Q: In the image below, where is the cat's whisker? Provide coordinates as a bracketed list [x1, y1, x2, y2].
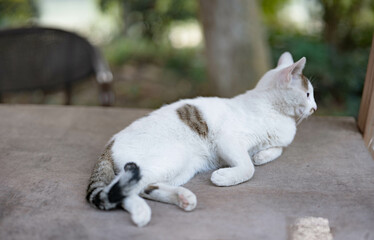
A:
[296, 113, 306, 125]
[296, 117, 302, 125]
[296, 114, 302, 124]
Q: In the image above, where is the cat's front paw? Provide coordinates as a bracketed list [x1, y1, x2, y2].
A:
[252, 147, 283, 166]
[211, 168, 235, 187]
[177, 189, 197, 211]
[211, 167, 254, 187]
[252, 153, 266, 166]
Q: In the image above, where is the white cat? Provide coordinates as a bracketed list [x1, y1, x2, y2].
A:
[86, 52, 317, 227]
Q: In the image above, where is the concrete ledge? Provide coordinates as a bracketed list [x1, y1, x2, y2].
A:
[0, 105, 373, 240]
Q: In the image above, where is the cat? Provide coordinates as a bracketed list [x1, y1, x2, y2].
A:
[86, 52, 317, 227]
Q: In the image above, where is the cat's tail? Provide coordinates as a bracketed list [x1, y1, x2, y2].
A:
[86, 141, 141, 210]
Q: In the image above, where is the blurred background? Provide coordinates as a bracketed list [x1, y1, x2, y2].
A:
[0, 0, 373, 116]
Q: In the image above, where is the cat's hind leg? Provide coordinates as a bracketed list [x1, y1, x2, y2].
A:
[252, 147, 283, 166]
[122, 194, 151, 227]
[140, 183, 197, 211]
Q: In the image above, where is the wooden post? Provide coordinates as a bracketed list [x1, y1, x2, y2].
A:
[364, 91, 374, 159]
[358, 35, 374, 158]
[199, 0, 270, 97]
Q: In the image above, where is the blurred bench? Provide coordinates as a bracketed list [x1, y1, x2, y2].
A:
[0, 27, 114, 106]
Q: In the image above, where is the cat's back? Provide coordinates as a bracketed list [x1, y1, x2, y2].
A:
[112, 96, 229, 148]
[111, 97, 228, 169]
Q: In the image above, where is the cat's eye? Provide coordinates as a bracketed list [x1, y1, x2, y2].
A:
[307, 92, 310, 97]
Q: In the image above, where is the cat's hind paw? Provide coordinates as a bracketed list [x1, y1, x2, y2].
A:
[177, 189, 197, 211]
[123, 195, 151, 227]
[130, 202, 151, 227]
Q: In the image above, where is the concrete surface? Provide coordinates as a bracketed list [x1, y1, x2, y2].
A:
[0, 104, 373, 240]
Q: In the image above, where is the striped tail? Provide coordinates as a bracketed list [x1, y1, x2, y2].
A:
[86, 141, 141, 210]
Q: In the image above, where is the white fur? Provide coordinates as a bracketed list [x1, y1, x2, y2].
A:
[253, 147, 283, 166]
[122, 195, 151, 227]
[109, 52, 317, 226]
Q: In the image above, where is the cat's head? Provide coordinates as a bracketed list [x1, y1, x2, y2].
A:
[256, 52, 317, 123]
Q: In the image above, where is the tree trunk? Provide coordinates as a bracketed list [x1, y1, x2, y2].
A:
[199, 0, 270, 97]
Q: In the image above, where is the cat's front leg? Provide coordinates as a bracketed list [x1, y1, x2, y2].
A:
[211, 136, 255, 187]
[252, 147, 283, 166]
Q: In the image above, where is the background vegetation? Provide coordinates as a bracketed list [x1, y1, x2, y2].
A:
[1, 0, 373, 116]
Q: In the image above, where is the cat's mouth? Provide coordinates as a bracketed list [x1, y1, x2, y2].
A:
[297, 108, 316, 125]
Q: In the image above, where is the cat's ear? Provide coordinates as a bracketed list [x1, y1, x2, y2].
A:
[279, 57, 306, 86]
[277, 52, 294, 67]
[288, 57, 306, 76]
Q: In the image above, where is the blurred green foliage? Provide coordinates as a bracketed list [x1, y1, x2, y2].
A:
[318, 0, 374, 49]
[0, 0, 38, 27]
[99, 0, 206, 90]
[265, 0, 374, 116]
[99, 0, 198, 40]
[261, 0, 290, 24]
[104, 37, 206, 84]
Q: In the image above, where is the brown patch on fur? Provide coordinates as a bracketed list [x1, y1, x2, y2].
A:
[100, 141, 115, 169]
[86, 140, 116, 202]
[301, 75, 309, 91]
[177, 104, 209, 138]
[144, 185, 159, 195]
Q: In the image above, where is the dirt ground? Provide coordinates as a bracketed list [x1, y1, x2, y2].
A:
[2, 63, 205, 109]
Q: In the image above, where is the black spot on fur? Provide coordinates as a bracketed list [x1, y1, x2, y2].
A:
[124, 162, 138, 172]
[86, 188, 95, 202]
[108, 181, 125, 203]
[144, 185, 159, 195]
[129, 168, 141, 183]
[87, 182, 94, 193]
[92, 190, 103, 208]
[124, 162, 141, 183]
